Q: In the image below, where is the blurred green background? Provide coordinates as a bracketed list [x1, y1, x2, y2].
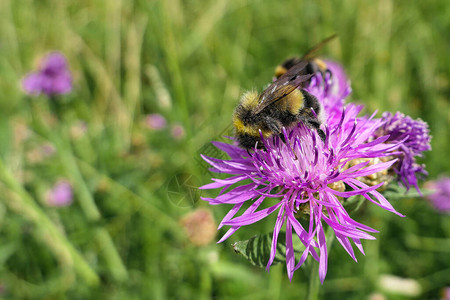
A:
[0, 0, 449, 299]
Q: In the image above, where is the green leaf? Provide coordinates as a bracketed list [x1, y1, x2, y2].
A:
[232, 232, 306, 268]
[0, 243, 16, 266]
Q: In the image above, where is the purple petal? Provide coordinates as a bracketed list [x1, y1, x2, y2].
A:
[322, 216, 376, 240]
[334, 233, 357, 261]
[212, 141, 248, 159]
[317, 224, 328, 284]
[266, 204, 286, 270]
[222, 202, 283, 226]
[217, 197, 266, 242]
[218, 203, 244, 229]
[22, 73, 44, 94]
[346, 178, 405, 216]
[199, 175, 248, 190]
[285, 217, 295, 281]
[327, 182, 384, 197]
[343, 160, 397, 179]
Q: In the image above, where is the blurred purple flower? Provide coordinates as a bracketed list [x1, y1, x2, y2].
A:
[171, 123, 185, 140]
[22, 52, 73, 97]
[145, 114, 167, 130]
[46, 180, 73, 207]
[376, 112, 431, 192]
[41, 143, 56, 157]
[442, 287, 450, 300]
[425, 177, 450, 213]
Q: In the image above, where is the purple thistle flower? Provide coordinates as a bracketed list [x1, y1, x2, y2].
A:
[200, 103, 403, 283]
[46, 180, 73, 207]
[145, 113, 167, 130]
[424, 177, 450, 213]
[171, 123, 185, 140]
[442, 287, 450, 300]
[376, 112, 431, 192]
[22, 52, 73, 97]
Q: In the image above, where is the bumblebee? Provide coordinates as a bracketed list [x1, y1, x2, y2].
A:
[275, 34, 337, 79]
[233, 61, 325, 149]
[233, 36, 337, 150]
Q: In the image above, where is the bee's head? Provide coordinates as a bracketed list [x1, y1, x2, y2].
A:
[233, 90, 268, 150]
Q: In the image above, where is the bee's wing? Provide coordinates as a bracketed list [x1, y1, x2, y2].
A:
[252, 61, 313, 115]
[301, 34, 337, 61]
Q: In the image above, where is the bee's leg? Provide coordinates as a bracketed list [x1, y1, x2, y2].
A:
[262, 116, 286, 144]
[306, 61, 320, 75]
[305, 119, 326, 142]
[317, 128, 326, 142]
[301, 90, 321, 117]
[278, 133, 286, 144]
[299, 89, 326, 142]
[262, 116, 282, 134]
[325, 69, 333, 80]
[316, 68, 333, 83]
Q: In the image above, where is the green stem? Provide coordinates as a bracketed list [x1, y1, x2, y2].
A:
[268, 263, 282, 299]
[0, 158, 99, 286]
[199, 263, 211, 300]
[76, 159, 186, 241]
[307, 257, 320, 300]
[307, 226, 335, 300]
[55, 133, 129, 282]
[57, 140, 101, 220]
[29, 100, 128, 282]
